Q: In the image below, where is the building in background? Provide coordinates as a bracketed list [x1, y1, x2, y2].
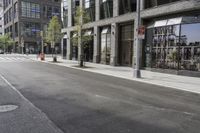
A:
[3, 0, 61, 54]
[0, 1, 4, 36]
[61, 0, 200, 77]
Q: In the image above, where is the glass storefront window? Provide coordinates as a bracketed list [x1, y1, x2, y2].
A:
[145, 16, 200, 73]
[71, 32, 78, 60]
[180, 23, 200, 71]
[100, 27, 111, 64]
[151, 25, 180, 69]
[83, 30, 94, 62]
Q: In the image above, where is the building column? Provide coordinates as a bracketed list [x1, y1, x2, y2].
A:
[67, 30, 71, 60]
[110, 23, 118, 66]
[113, 0, 119, 17]
[95, 0, 100, 21]
[93, 26, 100, 63]
[68, 0, 72, 27]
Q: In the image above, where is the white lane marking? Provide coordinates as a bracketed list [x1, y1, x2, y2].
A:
[0, 74, 64, 133]
[0, 56, 33, 62]
[0, 105, 18, 113]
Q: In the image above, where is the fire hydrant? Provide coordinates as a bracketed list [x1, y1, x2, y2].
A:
[40, 53, 45, 61]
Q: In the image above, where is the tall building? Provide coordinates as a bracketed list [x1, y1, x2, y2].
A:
[61, 0, 200, 77]
[3, 0, 61, 54]
[0, 1, 4, 35]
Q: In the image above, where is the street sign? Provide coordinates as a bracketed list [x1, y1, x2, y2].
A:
[137, 26, 145, 39]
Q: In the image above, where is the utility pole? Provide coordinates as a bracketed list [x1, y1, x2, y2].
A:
[133, 0, 141, 78]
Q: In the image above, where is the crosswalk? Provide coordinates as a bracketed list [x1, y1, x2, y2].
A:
[0, 55, 34, 62]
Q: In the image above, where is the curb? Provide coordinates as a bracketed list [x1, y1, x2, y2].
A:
[28, 56, 200, 95]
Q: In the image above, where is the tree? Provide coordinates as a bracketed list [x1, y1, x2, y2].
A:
[0, 34, 15, 53]
[72, 6, 91, 67]
[46, 16, 62, 62]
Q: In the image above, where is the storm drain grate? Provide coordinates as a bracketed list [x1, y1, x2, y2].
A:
[0, 105, 18, 113]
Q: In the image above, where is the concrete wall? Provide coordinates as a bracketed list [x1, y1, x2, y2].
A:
[0, 1, 4, 35]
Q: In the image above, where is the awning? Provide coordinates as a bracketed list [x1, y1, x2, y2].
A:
[167, 17, 182, 26]
[101, 28, 110, 34]
[72, 33, 77, 38]
[154, 20, 168, 27]
[84, 30, 93, 36]
[154, 17, 183, 27]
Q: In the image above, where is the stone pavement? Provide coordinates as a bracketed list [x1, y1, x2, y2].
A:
[25, 54, 200, 94]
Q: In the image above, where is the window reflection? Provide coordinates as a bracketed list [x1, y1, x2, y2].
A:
[100, 0, 113, 19]
[100, 27, 111, 64]
[146, 20, 200, 72]
[84, 0, 95, 22]
[119, 0, 136, 15]
[21, 1, 40, 18]
[22, 22, 40, 38]
[72, 0, 80, 26]
[151, 25, 180, 69]
[145, 0, 181, 9]
[181, 23, 200, 71]
[62, 0, 68, 27]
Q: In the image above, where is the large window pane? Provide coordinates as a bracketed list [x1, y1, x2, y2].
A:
[145, 0, 181, 9]
[84, 0, 95, 22]
[180, 23, 200, 71]
[21, 1, 40, 18]
[151, 25, 180, 69]
[100, 0, 113, 19]
[119, 0, 136, 15]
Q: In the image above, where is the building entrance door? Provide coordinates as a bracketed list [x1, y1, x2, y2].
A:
[119, 23, 134, 66]
[63, 39, 67, 58]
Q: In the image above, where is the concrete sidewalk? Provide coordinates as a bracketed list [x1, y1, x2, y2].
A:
[26, 54, 200, 94]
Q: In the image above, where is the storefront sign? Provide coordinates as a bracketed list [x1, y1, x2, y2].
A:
[138, 26, 145, 39]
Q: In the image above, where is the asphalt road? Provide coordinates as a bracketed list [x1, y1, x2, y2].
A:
[0, 55, 200, 133]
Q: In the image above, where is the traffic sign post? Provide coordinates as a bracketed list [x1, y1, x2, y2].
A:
[138, 26, 145, 40]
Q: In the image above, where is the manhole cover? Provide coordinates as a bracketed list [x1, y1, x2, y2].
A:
[0, 105, 18, 113]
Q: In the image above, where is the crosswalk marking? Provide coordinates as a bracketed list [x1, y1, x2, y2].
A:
[0, 56, 34, 62]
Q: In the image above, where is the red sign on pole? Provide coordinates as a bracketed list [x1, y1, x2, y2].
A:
[138, 26, 145, 39]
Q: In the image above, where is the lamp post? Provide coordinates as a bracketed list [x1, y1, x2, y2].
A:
[133, 0, 141, 78]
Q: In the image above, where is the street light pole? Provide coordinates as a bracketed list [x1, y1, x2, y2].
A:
[133, 0, 141, 78]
